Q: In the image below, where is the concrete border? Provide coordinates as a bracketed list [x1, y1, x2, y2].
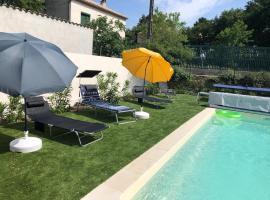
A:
[82, 108, 216, 200]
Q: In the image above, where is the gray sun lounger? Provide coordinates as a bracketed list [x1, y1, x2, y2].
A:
[159, 82, 176, 96]
[79, 85, 136, 124]
[26, 96, 107, 146]
[133, 86, 172, 104]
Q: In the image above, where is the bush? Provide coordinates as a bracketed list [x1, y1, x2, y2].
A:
[169, 67, 270, 95]
[97, 72, 120, 104]
[3, 96, 24, 123]
[0, 101, 7, 124]
[121, 80, 132, 100]
[48, 87, 72, 114]
[145, 83, 159, 95]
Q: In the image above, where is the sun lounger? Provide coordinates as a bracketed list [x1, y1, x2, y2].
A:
[26, 96, 107, 146]
[79, 85, 136, 124]
[132, 86, 172, 104]
[158, 82, 176, 96]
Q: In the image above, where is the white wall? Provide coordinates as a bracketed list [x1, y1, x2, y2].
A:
[0, 53, 142, 105]
[0, 5, 93, 54]
[67, 52, 142, 104]
[70, 0, 126, 37]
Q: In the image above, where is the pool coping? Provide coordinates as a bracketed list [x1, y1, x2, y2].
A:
[81, 108, 216, 200]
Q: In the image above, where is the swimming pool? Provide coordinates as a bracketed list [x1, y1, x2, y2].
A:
[133, 110, 270, 200]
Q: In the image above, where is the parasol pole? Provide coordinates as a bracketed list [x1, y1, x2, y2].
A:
[24, 97, 28, 138]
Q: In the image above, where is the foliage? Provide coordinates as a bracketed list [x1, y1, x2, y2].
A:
[187, 17, 216, 45]
[0, 0, 45, 12]
[0, 101, 7, 123]
[145, 83, 159, 95]
[245, 0, 270, 46]
[3, 96, 24, 123]
[215, 20, 253, 46]
[169, 67, 270, 94]
[168, 66, 191, 89]
[87, 16, 125, 57]
[126, 9, 192, 64]
[48, 87, 72, 114]
[188, 0, 270, 47]
[97, 72, 120, 104]
[121, 80, 131, 100]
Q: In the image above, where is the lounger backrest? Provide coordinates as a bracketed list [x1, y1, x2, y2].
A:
[80, 85, 101, 101]
[132, 86, 146, 97]
[25, 96, 51, 116]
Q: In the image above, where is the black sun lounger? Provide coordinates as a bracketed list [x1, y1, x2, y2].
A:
[79, 85, 136, 124]
[26, 96, 107, 146]
[133, 86, 172, 104]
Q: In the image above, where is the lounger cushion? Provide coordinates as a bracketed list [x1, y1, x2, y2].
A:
[27, 101, 45, 108]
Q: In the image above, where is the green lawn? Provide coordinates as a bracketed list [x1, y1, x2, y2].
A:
[0, 94, 204, 200]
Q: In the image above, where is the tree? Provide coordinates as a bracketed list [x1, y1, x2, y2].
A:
[245, 0, 270, 46]
[187, 17, 216, 45]
[126, 9, 192, 64]
[215, 9, 245, 33]
[88, 16, 125, 57]
[215, 20, 253, 46]
[0, 0, 45, 12]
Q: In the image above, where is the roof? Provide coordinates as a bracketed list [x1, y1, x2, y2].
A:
[75, 0, 128, 20]
[0, 3, 91, 29]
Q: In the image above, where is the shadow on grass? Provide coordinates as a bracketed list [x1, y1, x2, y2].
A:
[124, 99, 166, 109]
[2, 122, 99, 147]
[0, 132, 15, 154]
[74, 107, 137, 124]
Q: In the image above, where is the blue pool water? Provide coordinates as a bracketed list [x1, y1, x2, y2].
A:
[133, 111, 270, 200]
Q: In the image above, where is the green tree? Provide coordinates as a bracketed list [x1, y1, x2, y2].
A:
[126, 9, 192, 64]
[215, 9, 245, 33]
[245, 0, 270, 46]
[88, 16, 125, 57]
[187, 17, 216, 45]
[0, 0, 44, 12]
[215, 20, 253, 46]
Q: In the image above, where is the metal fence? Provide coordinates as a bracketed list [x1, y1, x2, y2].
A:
[180, 45, 270, 72]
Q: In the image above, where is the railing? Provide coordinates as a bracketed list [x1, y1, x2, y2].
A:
[179, 45, 270, 72]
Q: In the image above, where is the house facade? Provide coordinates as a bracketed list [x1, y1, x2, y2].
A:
[45, 0, 127, 37]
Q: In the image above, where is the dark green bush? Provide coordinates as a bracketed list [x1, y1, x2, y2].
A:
[169, 68, 270, 95]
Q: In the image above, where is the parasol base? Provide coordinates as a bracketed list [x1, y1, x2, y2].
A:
[10, 136, 42, 153]
[134, 111, 150, 119]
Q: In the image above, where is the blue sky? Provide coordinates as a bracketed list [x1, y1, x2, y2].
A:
[106, 0, 250, 28]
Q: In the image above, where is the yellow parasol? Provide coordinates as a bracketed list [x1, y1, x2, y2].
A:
[122, 48, 174, 87]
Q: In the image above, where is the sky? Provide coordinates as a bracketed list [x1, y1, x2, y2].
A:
[106, 0, 250, 28]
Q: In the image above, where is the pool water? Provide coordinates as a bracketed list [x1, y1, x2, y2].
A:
[133, 111, 270, 200]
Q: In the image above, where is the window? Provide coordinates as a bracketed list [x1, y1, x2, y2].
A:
[81, 12, 90, 26]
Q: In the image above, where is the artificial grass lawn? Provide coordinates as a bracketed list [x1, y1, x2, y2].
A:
[0, 94, 204, 200]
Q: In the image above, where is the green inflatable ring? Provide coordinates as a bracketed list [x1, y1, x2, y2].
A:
[216, 110, 241, 119]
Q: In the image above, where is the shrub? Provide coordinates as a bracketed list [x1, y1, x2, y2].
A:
[3, 96, 24, 123]
[48, 87, 72, 114]
[168, 67, 191, 90]
[97, 72, 120, 104]
[0, 101, 7, 124]
[169, 67, 270, 95]
[145, 83, 159, 95]
[121, 80, 132, 100]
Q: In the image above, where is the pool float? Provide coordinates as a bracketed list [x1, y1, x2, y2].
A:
[216, 110, 241, 119]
